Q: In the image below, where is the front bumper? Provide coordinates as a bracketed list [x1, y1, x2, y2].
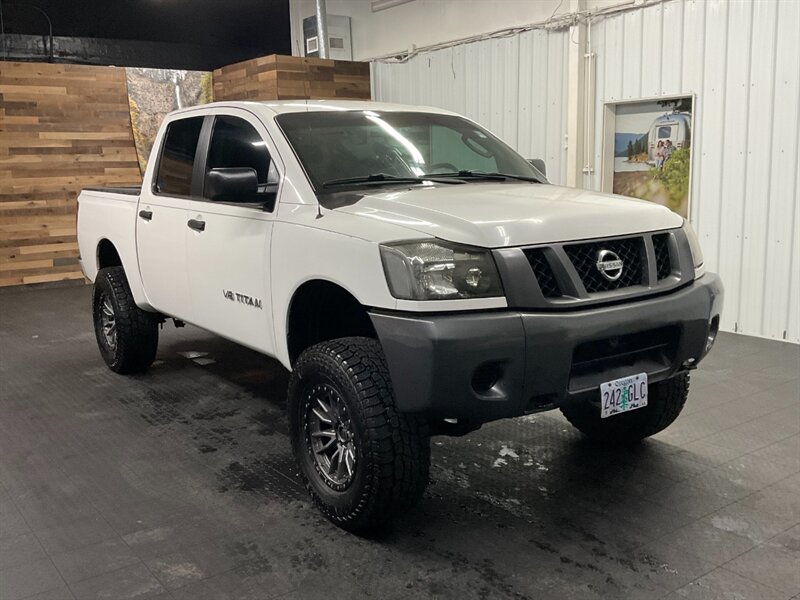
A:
[369, 273, 723, 426]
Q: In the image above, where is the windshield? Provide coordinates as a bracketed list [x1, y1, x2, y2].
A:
[276, 110, 541, 191]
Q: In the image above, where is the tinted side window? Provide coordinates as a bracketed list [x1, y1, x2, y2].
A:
[206, 116, 277, 183]
[205, 116, 278, 207]
[155, 117, 204, 196]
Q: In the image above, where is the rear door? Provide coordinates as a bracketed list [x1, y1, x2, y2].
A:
[183, 110, 280, 354]
[136, 115, 205, 319]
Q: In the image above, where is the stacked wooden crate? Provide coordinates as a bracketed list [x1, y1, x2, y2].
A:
[0, 61, 141, 286]
[213, 55, 370, 101]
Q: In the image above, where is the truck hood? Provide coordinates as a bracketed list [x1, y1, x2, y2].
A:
[332, 182, 684, 248]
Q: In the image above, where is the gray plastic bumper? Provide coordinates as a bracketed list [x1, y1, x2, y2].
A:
[369, 273, 724, 425]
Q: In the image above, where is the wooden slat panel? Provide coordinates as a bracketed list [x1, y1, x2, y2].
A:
[213, 54, 370, 102]
[0, 61, 141, 286]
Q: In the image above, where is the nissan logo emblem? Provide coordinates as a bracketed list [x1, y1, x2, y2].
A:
[596, 249, 624, 281]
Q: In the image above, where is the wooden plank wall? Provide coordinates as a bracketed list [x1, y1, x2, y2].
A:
[0, 61, 141, 287]
[0, 55, 366, 287]
[213, 55, 370, 101]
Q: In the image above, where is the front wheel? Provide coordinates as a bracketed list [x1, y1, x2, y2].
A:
[288, 337, 430, 532]
[93, 266, 159, 374]
[560, 373, 690, 446]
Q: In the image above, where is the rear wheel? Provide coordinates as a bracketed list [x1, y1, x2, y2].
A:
[560, 373, 690, 446]
[93, 267, 159, 374]
[288, 337, 430, 532]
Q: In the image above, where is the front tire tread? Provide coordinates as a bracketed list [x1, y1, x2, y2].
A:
[93, 266, 158, 374]
[289, 337, 430, 532]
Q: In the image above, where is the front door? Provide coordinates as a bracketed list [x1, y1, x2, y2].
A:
[184, 112, 280, 354]
[136, 115, 205, 320]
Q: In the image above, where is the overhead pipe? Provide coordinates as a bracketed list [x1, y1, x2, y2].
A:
[582, 17, 596, 189]
[315, 0, 329, 59]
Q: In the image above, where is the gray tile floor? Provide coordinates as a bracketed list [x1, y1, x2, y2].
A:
[1, 283, 798, 600]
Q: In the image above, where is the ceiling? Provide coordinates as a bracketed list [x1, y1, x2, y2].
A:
[1, 0, 290, 54]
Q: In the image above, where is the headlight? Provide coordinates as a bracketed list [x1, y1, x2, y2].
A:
[683, 220, 704, 275]
[380, 240, 504, 300]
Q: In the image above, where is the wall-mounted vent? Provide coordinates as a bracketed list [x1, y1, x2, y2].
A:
[302, 14, 352, 60]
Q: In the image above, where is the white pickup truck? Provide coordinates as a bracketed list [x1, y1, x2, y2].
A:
[77, 100, 723, 531]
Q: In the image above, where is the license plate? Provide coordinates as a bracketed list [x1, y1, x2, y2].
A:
[600, 373, 648, 418]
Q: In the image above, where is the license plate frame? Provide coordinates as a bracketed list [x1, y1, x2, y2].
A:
[600, 373, 648, 419]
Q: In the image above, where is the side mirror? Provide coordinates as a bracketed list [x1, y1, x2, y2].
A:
[205, 167, 258, 202]
[527, 158, 547, 178]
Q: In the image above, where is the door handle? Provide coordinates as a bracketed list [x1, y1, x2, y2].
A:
[138, 210, 153, 221]
[187, 219, 206, 232]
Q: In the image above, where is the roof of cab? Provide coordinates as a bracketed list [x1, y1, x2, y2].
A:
[167, 99, 460, 119]
[257, 99, 458, 115]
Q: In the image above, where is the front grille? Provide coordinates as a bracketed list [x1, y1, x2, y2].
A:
[524, 249, 560, 297]
[509, 229, 686, 308]
[652, 233, 672, 280]
[569, 326, 678, 392]
[564, 237, 645, 293]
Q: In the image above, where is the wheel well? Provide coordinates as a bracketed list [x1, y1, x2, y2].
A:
[97, 239, 122, 270]
[287, 280, 376, 365]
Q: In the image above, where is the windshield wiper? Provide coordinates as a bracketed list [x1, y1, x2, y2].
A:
[425, 170, 541, 183]
[322, 173, 462, 188]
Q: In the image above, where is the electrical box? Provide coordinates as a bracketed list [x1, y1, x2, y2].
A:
[303, 14, 353, 61]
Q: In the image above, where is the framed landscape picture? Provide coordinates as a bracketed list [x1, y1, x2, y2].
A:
[602, 95, 694, 219]
[125, 68, 213, 175]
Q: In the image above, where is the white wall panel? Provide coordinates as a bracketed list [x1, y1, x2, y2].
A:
[519, 29, 560, 177]
[371, 0, 798, 341]
[716, 0, 752, 338]
[553, 31, 570, 186]
[738, 0, 777, 338]
[641, 4, 664, 98]
[788, 150, 800, 342]
[694, 0, 728, 271]
[660, 0, 683, 92]
[763, 0, 800, 341]
[622, 9, 644, 100]
[372, 29, 570, 184]
[592, 0, 799, 341]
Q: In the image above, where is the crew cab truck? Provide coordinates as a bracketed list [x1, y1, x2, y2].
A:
[77, 100, 723, 532]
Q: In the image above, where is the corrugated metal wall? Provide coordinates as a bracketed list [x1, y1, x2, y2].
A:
[371, 29, 570, 184]
[371, 0, 799, 342]
[590, 0, 799, 342]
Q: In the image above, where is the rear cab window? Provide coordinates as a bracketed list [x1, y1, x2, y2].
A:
[155, 116, 204, 197]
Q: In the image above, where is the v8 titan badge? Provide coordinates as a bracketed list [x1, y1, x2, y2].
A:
[223, 289, 263, 309]
[600, 373, 648, 418]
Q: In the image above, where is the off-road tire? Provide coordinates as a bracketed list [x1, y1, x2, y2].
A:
[288, 336, 430, 532]
[93, 266, 159, 374]
[560, 373, 690, 446]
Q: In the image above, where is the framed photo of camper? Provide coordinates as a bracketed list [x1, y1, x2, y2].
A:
[601, 95, 694, 219]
